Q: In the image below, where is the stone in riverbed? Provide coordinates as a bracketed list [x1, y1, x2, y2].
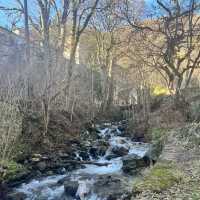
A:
[89, 140, 109, 159]
[105, 154, 119, 160]
[118, 125, 126, 132]
[64, 181, 79, 197]
[105, 134, 111, 140]
[93, 175, 132, 200]
[112, 146, 129, 157]
[7, 192, 27, 200]
[122, 154, 150, 175]
[89, 147, 99, 159]
[78, 151, 90, 161]
[36, 161, 47, 171]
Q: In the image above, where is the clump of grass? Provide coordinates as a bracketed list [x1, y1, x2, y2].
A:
[178, 123, 200, 149]
[133, 161, 184, 193]
[150, 128, 169, 161]
[151, 128, 168, 141]
[192, 191, 200, 200]
[0, 160, 28, 182]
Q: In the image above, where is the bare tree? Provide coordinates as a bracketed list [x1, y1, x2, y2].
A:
[0, 76, 23, 163]
[86, 0, 128, 112]
[24, 0, 30, 63]
[123, 0, 200, 94]
[64, 0, 100, 109]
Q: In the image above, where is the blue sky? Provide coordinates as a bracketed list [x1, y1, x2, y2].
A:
[0, 0, 155, 28]
[0, 0, 39, 28]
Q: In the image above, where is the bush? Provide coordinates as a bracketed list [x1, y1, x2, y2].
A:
[0, 160, 27, 182]
[190, 102, 200, 121]
[178, 123, 200, 149]
[0, 102, 23, 161]
[150, 128, 169, 161]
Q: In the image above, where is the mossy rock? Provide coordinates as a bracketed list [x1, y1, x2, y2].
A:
[0, 160, 29, 182]
[133, 161, 184, 193]
[150, 128, 169, 161]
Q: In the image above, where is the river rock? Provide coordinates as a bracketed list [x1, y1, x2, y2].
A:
[6, 170, 32, 187]
[0, 183, 8, 200]
[112, 146, 129, 156]
[110, 128, 118, 134]
[93, 175, 132, 200]
[76, 179, 94, 199]
[122, 154, 150, 175]
[96, 140, 109, 153]
[105, 134, 111, 140]
[57, 175, 71, 185]
[89, 147, 99, 159]
[105, 154, 119, 160]
[118, 125, 126, 132]
[90, 140, 109, 158]
[151, 141, 163, 161]
[7, 192, 27, 200]
[58, 152, 70, 159]
[36, 161, 47, 171]
[64, 181, 79, 197]
[79, 151, 90, 161]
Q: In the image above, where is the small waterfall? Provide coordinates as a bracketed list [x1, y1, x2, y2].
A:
[14, 121, 151, 200]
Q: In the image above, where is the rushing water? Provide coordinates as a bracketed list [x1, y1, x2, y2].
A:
[15, 122, 151, 200]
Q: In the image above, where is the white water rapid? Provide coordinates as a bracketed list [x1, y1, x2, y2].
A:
[14, 122, 151, 200]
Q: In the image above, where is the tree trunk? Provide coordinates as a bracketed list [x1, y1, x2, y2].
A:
[106, 76, 114, 110]
[65, 40, 78, 110]
[24, 0, 30, 63]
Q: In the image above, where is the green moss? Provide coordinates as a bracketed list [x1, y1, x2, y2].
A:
[192, 191, 200, 200]
[151, 128, 168, 141]
[133, 161, 184, 193]
[0, 160, 28, 182]
[150, 128, 169, 161]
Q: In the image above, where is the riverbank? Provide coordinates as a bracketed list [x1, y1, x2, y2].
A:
[4, 121, 153, 200]
[132, 123, 200, 200]
[1, 94, 200, 200]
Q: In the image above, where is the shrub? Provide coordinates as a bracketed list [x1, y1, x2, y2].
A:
[0, 102, 23, 162]
[0, 160, 27, 182]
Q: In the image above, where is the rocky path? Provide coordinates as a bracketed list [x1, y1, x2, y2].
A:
[134, 125, 200, 200]
[161, 130, 199, 163]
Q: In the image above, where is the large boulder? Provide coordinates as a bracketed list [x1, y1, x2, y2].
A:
[93, 175, 132, 200]
[122, 154, 150, 175]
